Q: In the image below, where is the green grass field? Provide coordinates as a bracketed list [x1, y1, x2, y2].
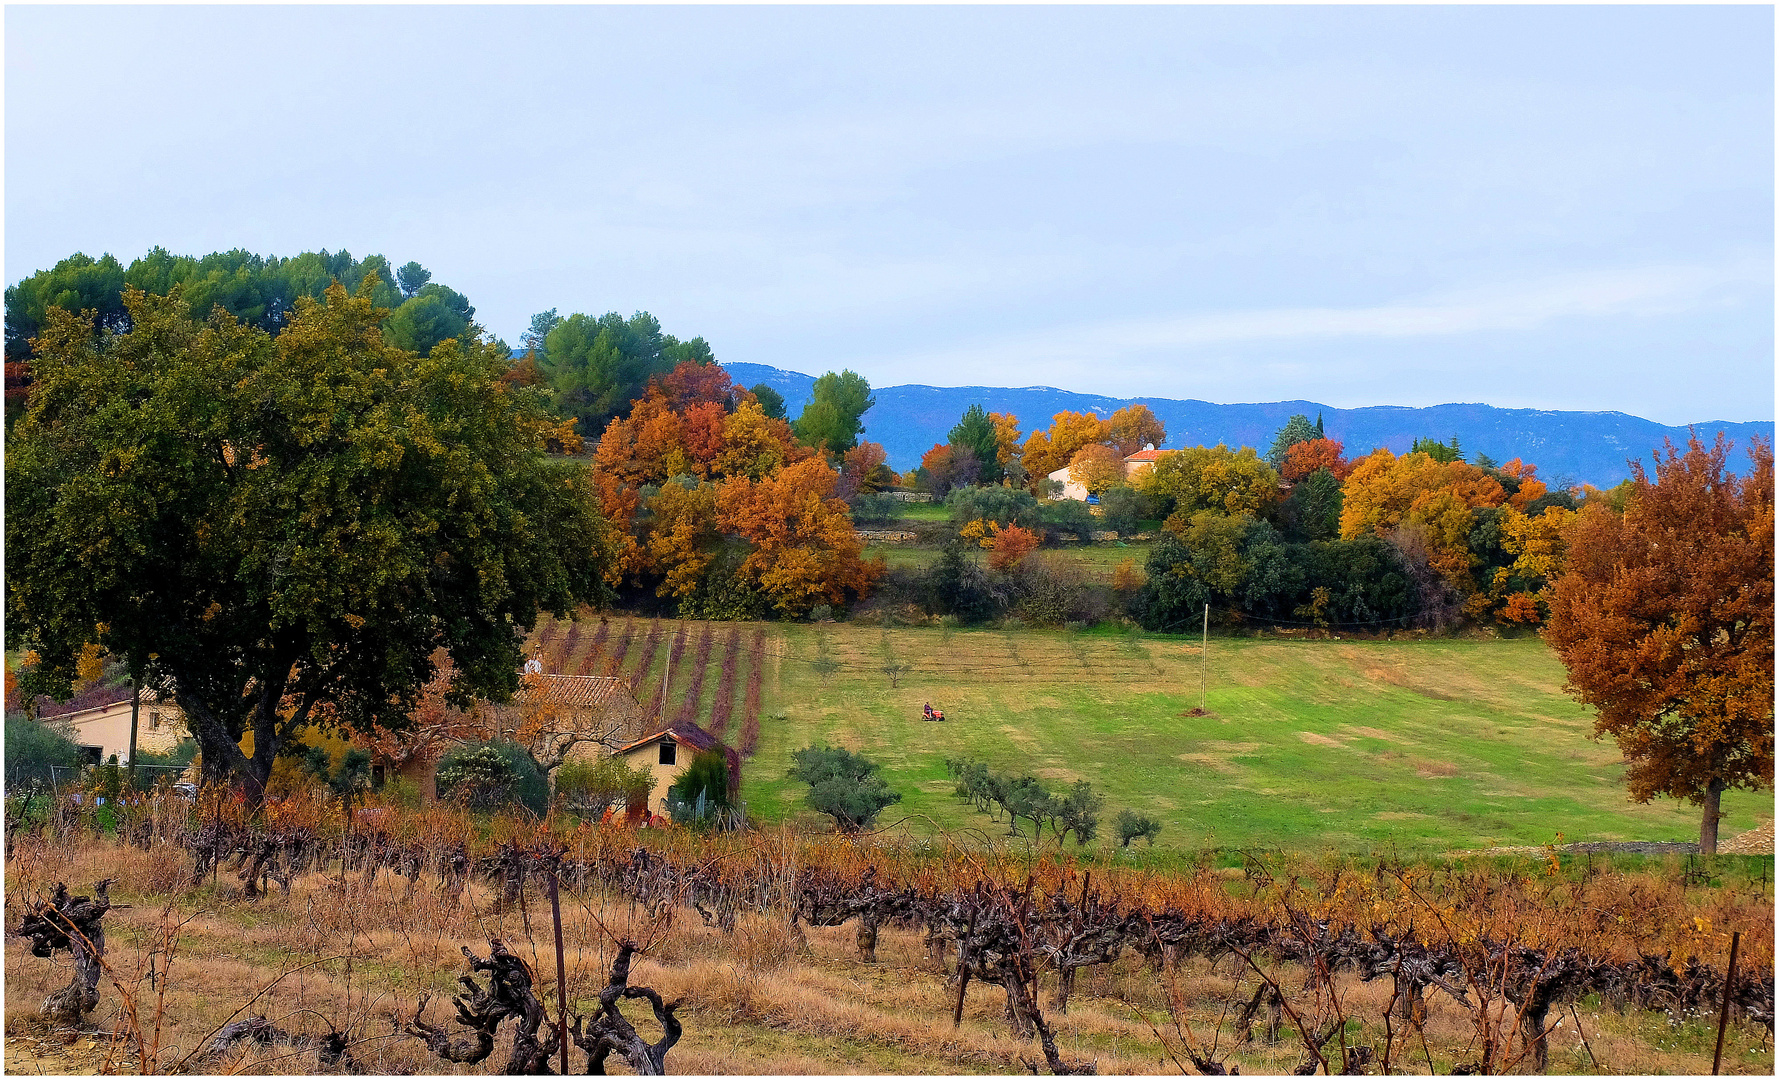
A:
[735, 623, 1768, 853]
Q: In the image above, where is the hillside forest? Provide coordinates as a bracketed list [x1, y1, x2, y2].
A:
[4, 247, 1682, 638]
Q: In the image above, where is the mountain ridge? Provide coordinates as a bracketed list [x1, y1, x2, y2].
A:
[722, 361, 1773, 488]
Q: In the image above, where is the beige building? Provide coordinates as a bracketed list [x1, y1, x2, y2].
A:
[40, 688, 188, 766]
[611, 721, 740, 816]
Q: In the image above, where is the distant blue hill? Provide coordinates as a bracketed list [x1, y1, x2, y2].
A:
[722, 362, 1773, 489]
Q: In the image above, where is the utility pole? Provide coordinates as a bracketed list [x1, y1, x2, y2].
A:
[661, 630, 675, 720]
[1200, 604, 1209, 713]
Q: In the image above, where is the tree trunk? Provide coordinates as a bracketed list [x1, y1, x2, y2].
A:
[1700, 778, 1725, 854]
[1520, 1000, 1552, 1074]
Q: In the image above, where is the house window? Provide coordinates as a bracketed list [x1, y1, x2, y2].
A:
[659, 741, 677, 767]
[148, 711, 161, 731]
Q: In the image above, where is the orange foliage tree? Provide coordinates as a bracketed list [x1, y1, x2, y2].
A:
[1543, 434, 1774, 853]
[715, 457, 884, 615]
[352, 653, 484, 775]
[1280, 437, 1351, 482]
[837, 441, 890, 499]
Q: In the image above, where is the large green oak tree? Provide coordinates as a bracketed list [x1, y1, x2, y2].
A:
[6, 280, 613, 798]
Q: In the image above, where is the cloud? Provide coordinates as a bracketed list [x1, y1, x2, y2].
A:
[862, 259, 1769, 381]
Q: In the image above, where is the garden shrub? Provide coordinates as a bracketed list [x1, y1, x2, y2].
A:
[436, 740, 549, 816]
[4, 715, 84, 793]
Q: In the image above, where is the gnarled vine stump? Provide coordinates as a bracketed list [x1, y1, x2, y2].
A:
[15, 879, 114, 1023]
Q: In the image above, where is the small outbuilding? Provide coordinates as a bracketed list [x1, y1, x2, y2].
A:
[612, 721, 741, 816]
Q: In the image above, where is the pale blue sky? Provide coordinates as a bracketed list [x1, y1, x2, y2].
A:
[6, 5, 1772, 423]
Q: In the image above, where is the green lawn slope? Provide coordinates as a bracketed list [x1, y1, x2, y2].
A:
[738, 624, 1768, 853]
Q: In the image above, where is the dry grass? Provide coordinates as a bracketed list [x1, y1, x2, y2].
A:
[5, 823, 1773, 1076]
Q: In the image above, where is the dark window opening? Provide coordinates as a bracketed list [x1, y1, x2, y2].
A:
[79, 746, 103, 767]
[659, 741, 677, 766]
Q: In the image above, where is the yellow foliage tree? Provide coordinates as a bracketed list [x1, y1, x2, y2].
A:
[1501, 504, 1578, 584]
[989, 412, 1023, 477]
[644, 481, 721, 600]
[1023, 411, 1109, 487]
[1338, 450, 1502, 539]
[1139, 444, 1279, 527]
[715, 399, 807, 480]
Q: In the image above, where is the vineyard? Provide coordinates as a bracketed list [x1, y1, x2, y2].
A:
[4, 791, 1772, 1075]
[520, 616, 771, 758]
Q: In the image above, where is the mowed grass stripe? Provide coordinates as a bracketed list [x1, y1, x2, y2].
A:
[743, 626, 1766, 853]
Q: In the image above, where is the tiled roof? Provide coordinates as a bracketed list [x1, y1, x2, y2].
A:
[1123, 449, 1169, 462]
[513, 675, 636, 709]
[616, 720, 730, 757]
[36, 683, 173, 720]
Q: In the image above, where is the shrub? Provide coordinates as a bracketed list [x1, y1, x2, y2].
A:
[558, 755, 654, 817]
[666, 749, 734, 826]
[128, 738, 198, 792]
[787, 744, 901, 832]
[1039, 497, 1096, 542]
[987, 524, 1043, 570]
[678, 544, 771, 621]
[4, 715, 84, 793]
[436, 740, 549, 816]
[947, 484, 1040, 529]
[922, 544, 1005, 625]
[1011, 554, 1106, 627]
[1098, 485, 1143, 536]
[848, 491, 899, 524]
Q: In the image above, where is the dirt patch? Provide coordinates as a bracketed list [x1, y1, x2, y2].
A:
[1342, 725, 1403, 743]
[1177, 753, 1242, 776]
[1412, 758, 1459, 778]
[1297, 731, 1345, 749]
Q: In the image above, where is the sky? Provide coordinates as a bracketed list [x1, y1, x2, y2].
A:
[6, 5, 1773, 424]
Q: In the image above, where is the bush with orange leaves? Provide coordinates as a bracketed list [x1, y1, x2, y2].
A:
[986, 524, 1042, 570]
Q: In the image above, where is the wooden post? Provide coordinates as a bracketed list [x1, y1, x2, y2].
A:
[550, 871, 569, 1075]
[126, 678, 141, 790]
[1200, 604, 1209, 712]
[1712, 930, 1740, 1074]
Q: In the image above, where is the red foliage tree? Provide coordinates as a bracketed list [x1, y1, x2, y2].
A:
[1544, 433, 1774, 853]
